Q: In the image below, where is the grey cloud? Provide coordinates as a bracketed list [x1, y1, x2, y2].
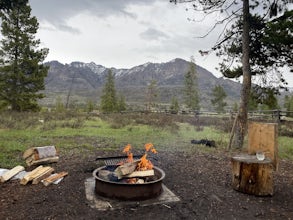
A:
[135, 32, 200, 55]
[57, 24, 81, 34]
[30, 0, 160, 33]
[140, 28, 169, 41]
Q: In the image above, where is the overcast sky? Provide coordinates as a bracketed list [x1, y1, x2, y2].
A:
[29, 0, 293, 86]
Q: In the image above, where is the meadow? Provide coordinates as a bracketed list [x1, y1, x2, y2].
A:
[1, 111, 293, 168]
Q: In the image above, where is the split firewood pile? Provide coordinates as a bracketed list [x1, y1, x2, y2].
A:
[23, 146, 59, 166]
[0, 146, 67, 186]
[98, 143, 158, 184]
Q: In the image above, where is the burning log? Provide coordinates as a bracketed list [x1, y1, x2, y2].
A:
[115, 162, 155, 180]
[114, 160, 140, 178]
[123, 169, 154, 179]
[107, 143, 158, 182]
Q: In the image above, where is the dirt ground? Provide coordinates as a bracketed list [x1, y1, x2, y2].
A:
[1, 149, 293, 220]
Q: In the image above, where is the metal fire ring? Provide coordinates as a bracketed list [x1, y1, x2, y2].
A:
[93, 166, 165, 201]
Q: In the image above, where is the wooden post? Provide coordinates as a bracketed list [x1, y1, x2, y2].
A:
[231, 155, 273, 196]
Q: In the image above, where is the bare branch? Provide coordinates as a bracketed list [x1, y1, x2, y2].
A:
[196, 8, 241, 39]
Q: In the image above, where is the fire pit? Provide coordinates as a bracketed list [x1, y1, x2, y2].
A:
[93, 165, 165, 201]
[93, 143, 165, 200]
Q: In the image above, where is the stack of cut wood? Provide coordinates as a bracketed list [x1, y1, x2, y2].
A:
[20, 165, 68, 186]
[20, 165, 54, 185]
[0, 165, 68, 186]
[113, 160, 155, 183]
[23, 146, 59, 166]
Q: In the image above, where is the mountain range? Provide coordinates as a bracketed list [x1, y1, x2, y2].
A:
[41, 58, 242, 110]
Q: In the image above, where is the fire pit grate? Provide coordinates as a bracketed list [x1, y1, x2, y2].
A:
[96, 155, 151, 166]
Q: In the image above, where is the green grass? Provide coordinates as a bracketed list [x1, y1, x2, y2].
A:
[278, 136, 293, 160]
[0, 114, 226, 168]
[0, 112, 292, 168]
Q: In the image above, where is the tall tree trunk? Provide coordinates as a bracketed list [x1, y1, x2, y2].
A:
[234, 0, 252, 148]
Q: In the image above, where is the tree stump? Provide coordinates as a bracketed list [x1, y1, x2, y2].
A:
[231, 154, 273, 196]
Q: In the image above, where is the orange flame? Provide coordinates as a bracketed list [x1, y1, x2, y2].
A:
[145, 143, 157, 154]
[126, 178, 137, 184]
[119, 144, 133, 164]
[126, 152, 133, 163]
[145, 143, 153, 151]
[137, 143, 157, 170]
[137, 154, 154, 171]
[119, 143, 157, 170]
[123, 144, 133, 163]
[123, 144, 131, 153]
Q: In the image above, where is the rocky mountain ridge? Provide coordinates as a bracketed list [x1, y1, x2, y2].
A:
[42, 58, 241, 110]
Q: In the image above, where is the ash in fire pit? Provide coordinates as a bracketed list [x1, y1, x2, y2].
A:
[93, 143, 165, 200]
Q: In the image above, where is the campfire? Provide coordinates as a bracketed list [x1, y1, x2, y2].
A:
[93, 143, 165, 200]
[99, 143, 158, 184]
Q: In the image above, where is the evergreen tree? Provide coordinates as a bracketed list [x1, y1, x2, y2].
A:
[85, 99, 95, 113]
[55, 96, 65, 113]
[0, 0, 27, 10]
[252, 86, 279, 110]
[284, 95, 293, 117]
[0, 1, 49, 111]
[117, 94, 127, 112]
[145, 79, 158, 111]
[183, 56, 199, 111]
[248, 91, 258, 111]
[171, 0, 292, 149]
[210, 85, 227, 113]
[100, 69, 117, 113]
[170, 96, 180, 114]
[232, 102, 238, 113]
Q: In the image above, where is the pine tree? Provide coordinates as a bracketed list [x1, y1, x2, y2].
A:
[284, 95, 293, 117]
[171, 0, 292, 149]
[0, 1, 49, 111]
[100, 69, 118, 113]
[183, 56, 199, 111]
[170, 96, 179, 114]
[117, 95, 127, 112]
[249, 86, 279, 110]
[0, 0, 27, 10]
[145, 79, 158, 111]
[211, 85, 227, 113]
[85, 99, 95, 113]
[248, 91, 258, 111]
[55, 96, 65, 113]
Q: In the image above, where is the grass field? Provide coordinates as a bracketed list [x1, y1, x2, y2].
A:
[0, 111, 292, 168]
